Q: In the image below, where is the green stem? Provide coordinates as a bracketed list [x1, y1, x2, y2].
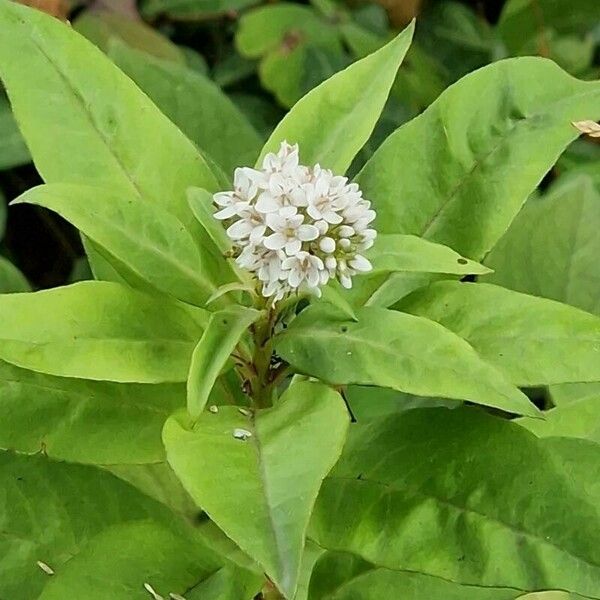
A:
[249, 304, 277, 409]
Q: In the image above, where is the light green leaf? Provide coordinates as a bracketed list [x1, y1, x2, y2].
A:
[276, 304, 537, 416]
[0, 359, 184, 465]
[517, 390, 600, 444]
[0, 281, 205, 383]
[356, 58, 600, 260]
[400, 281, 600, 386]
[187, 306, 261, 417]
[143, 0, 259, 19]
[74, 11, 184, 63]
[550, 383, 600, 407]
[188, 187, 233, 255]
[37, 521, 261, 600]
[14, 183, 226, 305]
[0, 451, 193, 599]
[308, 551, 524, 600]
[0, 255, 30, 293]
[319, 282, 358, 322]
[0, 95, 30, 170]
[164, 381, 349, 599]
[484, 175, 600, 317]
[366, 234, 491, 275]
[109, 41, 262, 175]
[310, 407, 600, 597]
[257, 23, 414, 174]
[0, 1, 218, 234]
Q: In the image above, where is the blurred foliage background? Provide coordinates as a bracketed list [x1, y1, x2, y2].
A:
[1, 0, 599, 294]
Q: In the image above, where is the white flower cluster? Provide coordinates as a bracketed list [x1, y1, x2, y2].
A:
[213, 142, 376, 302]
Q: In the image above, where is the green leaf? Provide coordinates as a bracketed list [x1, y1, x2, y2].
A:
[164, 381, 349, 599]
[0, 452, 229, 600]
[400, 281, 600, 386]
[517, 389, 600, 444]
[187, 306, 261, 418]
[308, 551, 527, 600]
[356, 58, 600, 260]
[0, 1, 218, 234]
[0, 255, 30, 293]
[37, 521, 261, 600]
[257, 23, 414, 174]
[0, 358, 184, 465]
[310, 407, 600, 597]
[109, 41, 262, 175]
[276, 304, 537, 416]
[0, 95, 30, 170]
[187, 187, 233, 255]
[14, 183, 225, 306]
[484, 175, 600, 317]
[74, 11, 184, 63]
[0, 281, 205, 383]
[366, 234, 491, 275]
[143, 0, 259, 19]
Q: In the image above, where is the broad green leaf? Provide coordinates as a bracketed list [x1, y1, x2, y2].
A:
[550, 383, 600, 407]
[498, 0, 600, 54]
[319, 282, 358, 321]
[484, 176, 600, 316]
[310, 407, 600, 597]
[0, 281, 205, 383]
[0, 359, 183, 465]
[0, 1, 218, 232]
[517, 391, 600, 444]
[143, 0, 258, 19]
[14, 183, 221, 306]
[188, 187, 233, 254]
[0, 95, 29, 170]
[109, 41, 262, 175]
[74, 11, 184, 63]
[187, 306, 261, 417]
[257, 23, 415, 174]
[0, 255, 30, 293]
[366, 233, 491, 275]
[276, 304, 537, 416]
[356, 58, 600, 260]
[37, 521, 261, 600]
[400, 281, 600, 386]
[0, 451, 186, 599]
[164, 381, 349, 599]
[308, 551, 524, 600]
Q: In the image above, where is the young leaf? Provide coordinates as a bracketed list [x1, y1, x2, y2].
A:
[13, 183, 225, 306]
[356, 58, 600, 261]
[187, 187, 233, 254]
[0, 359, 184, 465]
[310, 408, 600, 597]
[366, 234, 491, 275]
[0, 1, 218, 231]
[0, 95, 29, 170]
[0, 255, 30, 293]
[109, 41, 263, 174]
[0, 281, 205, 383]
[187, 306, 261, 418]
[276, 304, 537, 416]
[484, 175, 600, 316]
[163, 381, 350, 599]
[400, 281, 600, 386]
[257, 22, 415, 174]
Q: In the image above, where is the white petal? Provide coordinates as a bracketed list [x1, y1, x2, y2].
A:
[227, 220, 253, 239]
[339, 238, 352, 250]
[256, 193, 281, 214]
[279, 206, 298, 218]
[297, 224, 319, 242]
[249, 224, 267, 243]
[319, 237, 336, 253]
[266, 213, 286, 231]
[288, 268, 303, 288]
[264, 232, 287, 250]
[324, 210, 343, 225]
[214, 205, 238, 220]
[306, 268, 320, 288]
[350, 254, 372, 272]
[338, 225, 355, 238]
[285, 239, 302, 256]
[214, 191, 235, 207]
[340, 274, 353, 289]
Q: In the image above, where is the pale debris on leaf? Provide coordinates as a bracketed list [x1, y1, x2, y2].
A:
[36, 560, 54, 576]
[238, 407, 252, 416]
[572, 120, 600, 138]
[144, 583, 165, 600]
[233, 428, 252, 440]
[169, 594, 187, 600]
[208, 405, 219, 414]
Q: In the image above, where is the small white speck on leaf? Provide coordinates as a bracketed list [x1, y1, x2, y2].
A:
[170, 594, 187, 600]
[238, 407, 251, 416]
[144, 583, 165, 600]
[36, 561, 54, 576]
[233, 428, 252, 440]
[208, 405, 219, 413]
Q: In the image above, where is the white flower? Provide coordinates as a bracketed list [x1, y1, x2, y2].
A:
[212, 141, 377, 303]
